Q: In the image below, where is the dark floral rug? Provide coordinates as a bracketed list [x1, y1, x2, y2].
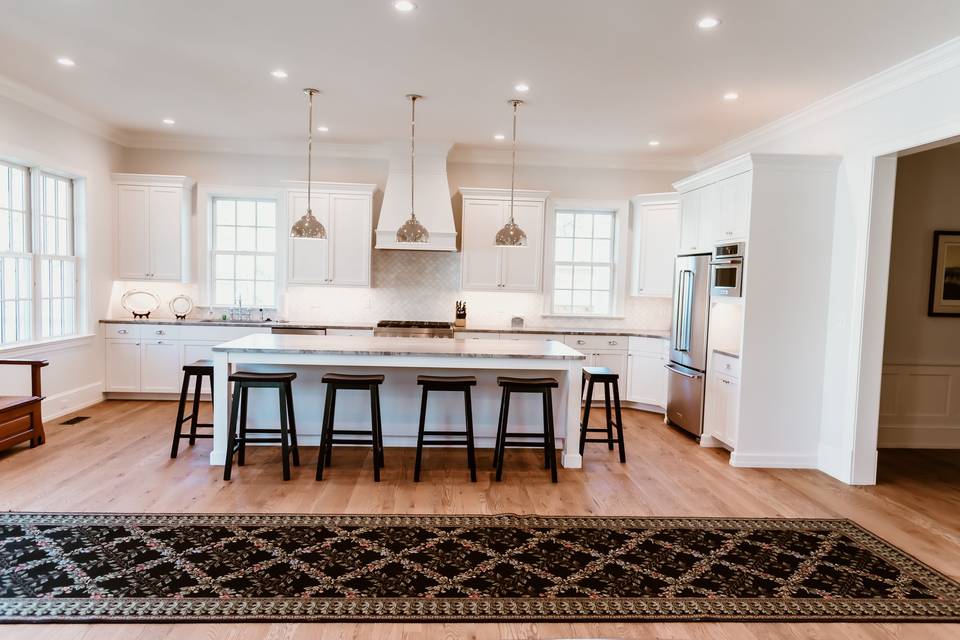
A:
[1, 512, 958, 623]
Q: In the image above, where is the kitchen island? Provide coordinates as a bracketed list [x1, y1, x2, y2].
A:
[210, 334, 587, 469]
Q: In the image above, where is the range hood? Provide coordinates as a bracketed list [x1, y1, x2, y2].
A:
[375, 140, 457, 251]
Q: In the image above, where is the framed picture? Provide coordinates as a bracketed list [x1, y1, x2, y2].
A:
[928, 230, 960, 317]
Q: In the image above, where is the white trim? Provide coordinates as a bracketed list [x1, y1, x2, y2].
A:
[630, 192, 678, 205]
[111, 173, 194, 189]
[458, 187, 550, 201]
[42, 382, 104, 422]
[729, 452, 819, 469]
[282, 181, 377, 195]
[0, 333, 96, 357]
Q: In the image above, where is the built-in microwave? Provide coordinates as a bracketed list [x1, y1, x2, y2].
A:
[711, 242, 745, 298]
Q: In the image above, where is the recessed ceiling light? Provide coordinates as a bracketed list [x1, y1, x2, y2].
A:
[648, 140, 661, 147]
[494, 134, 505, 141]
[162, 118, 175, 125]
[393, 0, 416, 11]
[723, 91, 739, 101]
[56, 57, 75, 67]
[317, 125, 329, 132]
[514, 83, 530, 93]
[697, 16, 721, 29]
[270, 69, 288, 79]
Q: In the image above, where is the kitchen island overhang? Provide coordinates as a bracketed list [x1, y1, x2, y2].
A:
[210, 334, 588, 470]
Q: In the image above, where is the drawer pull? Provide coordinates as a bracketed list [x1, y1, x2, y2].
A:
[608, 340, 618, 345]
[577, 339, 586, 345]
[118, 329, 128, 334]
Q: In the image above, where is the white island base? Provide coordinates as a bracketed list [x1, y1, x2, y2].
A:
[210, 334, 588, 469]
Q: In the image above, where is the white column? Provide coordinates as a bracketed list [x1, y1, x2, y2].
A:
[561, 360, 583, 468]
[209, 350, 231, 465]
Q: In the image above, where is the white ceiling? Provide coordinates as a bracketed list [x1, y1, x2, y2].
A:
[2, 0, 959, 160]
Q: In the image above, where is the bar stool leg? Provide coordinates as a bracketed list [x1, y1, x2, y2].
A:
[414, 386, 428, 482]
[284, 381, 300, 467]
[613, 379, 626, 463]
[545, 388, 558, 483]
[604, 381, 614, 450]
[495, 389, 511, 482]
[237, 386, 249, 466]
[370, 385, 381, 482]
[316, 384, 334, 481]
[223, 386, 242, 481]
[373, 385, 385, 469]
[278, 384, 291, 481]
[492, 386, 507, 468]
[464, 387, 477, 482]
[171, 373, 191, 459]
[189, 373, 202, 445]
[579, 379, 594, 455]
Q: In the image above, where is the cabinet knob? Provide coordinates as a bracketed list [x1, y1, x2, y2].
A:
[577, 339, 586, 345]
[608, 340, 618, 345]
[155, 330, 165, 335]
[118, 329, 128, 334]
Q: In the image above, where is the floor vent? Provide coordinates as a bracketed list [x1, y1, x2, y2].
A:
[61, 416, 90, 425]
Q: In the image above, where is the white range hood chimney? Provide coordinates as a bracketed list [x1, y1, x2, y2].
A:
[375, 140, 457, 251]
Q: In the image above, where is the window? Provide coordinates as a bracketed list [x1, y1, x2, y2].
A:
[211, 197, 277, 308]
[0, 162, 79, 346]
[551, 208, 617, 315]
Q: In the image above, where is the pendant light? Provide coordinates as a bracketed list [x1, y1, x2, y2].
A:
[496, 99, 527, 247]
[396, 94, 430, 243]
[290, 88, 327, 239]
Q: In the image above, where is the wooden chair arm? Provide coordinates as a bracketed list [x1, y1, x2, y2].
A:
[0, 359, 50, 367]
[0, 359, 48, 397]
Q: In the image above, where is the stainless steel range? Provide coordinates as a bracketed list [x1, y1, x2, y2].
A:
[374, 320, 454, 339]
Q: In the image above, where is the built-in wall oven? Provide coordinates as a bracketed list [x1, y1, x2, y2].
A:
[711, 241, 745, 298]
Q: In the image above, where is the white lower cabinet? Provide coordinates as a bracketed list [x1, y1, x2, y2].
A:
[627, 352, 667, 407]
[105, 339, 142, 392]
[140, 340, 182, 393]
[704, 354, 741, 447]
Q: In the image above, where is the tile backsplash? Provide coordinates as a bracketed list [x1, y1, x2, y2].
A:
[108, 251, 672, 330]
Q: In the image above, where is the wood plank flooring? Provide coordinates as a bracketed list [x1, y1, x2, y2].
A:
[0, 399, 957, 639]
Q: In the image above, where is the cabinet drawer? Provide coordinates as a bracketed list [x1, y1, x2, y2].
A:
[141, 325, 180, 340]
[712, 352, 741, 378]
[564, 334, 628, 351]
[178, 326, 269, 341]
[105, 324, 141, 339]
[0, 413, 34, 443]
[628, 336, 668, 355]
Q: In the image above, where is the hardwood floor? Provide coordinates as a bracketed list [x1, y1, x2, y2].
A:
[1, 399, 958, 639]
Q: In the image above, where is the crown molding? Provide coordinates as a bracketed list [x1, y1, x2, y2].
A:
[695, 36, 960, 169]
[120, 133, 389, 160]
[448, 144, 695, 172]
[0, 73, 128, 146]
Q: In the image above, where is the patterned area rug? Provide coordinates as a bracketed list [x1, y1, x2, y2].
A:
[1, 512, 958, 623]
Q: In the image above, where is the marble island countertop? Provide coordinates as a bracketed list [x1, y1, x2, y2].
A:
[214, 333, 587, 360]
[100, 318, 668, 339]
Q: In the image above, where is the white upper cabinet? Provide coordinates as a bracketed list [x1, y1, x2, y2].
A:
[114, 174, 193, 282]
[714, 170, 752, 242]
[675, 158, 755, 253]
[630, 194, 679, 297]
[286, 183, 375, 287]
[459, 188, 549, 292]
[678, 189, 701, 252]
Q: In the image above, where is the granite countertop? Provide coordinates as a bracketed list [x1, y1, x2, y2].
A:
[213, 334, 587, 360]
[460, 326, 670, 339]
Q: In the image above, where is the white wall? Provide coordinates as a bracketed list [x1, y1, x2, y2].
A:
[0, 93, 121, 418]
[695, 37, 960, 483]
[878, 142, 960, 448]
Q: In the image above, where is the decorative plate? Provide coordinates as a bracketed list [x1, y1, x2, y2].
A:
[168, 294, 194, 320]
[121, 289, 160, 319]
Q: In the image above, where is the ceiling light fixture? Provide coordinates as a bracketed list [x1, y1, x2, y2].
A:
[56, 57, 75, 67]
[290, 88, 327, 240]
[514, 83, 530, 93]
[723, 91, 739, 101]
[393, 0, 416, 11]
[162, 118, 175, 125]
[271, 70, 288, 79]
[396, 94, 429, 243]
[494, 133, 505, 141]
[495, 99, 528, 247]
[697, 16, 721, 29]
[648, 140, 661, 147]
[317, 125, 329, 132]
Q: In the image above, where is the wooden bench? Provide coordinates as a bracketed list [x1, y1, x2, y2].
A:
[0, 359, 49, 453]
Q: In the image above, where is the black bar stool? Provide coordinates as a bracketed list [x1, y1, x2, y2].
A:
[170, 360, 214, 458]
[316, 373, 385, 482]
[579, 366, 626, 463]
[493, 376, 559, 483]
[223, 371, 300, 481]
[414, 375, 478, 482]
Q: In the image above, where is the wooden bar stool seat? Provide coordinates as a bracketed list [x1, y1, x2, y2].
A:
[223, 370, 300, 481]
[414, 374, 477, 482]
[170, 360, 214, 458]
[316, 372, 385, 482]
[493, 376, 559, 483]
[579, 366, 626, 463]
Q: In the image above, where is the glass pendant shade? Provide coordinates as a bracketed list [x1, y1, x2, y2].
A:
[290, 88, 327, 239]
[396, 213, 429, 243]
[397, 94, 429, 243]
[495, 99, 528, 247]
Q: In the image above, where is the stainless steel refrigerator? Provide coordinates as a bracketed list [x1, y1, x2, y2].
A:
[665, 252, 711, 437]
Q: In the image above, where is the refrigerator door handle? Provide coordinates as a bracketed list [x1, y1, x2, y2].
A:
[675, 270, 693, 352]
[665, 363, 704, 379]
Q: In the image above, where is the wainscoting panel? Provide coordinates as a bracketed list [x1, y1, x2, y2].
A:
[878, 364, 960, 448]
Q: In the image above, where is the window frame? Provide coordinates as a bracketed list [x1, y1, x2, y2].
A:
[543, 199, 630, 319]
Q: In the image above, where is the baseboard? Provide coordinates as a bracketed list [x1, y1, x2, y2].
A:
[729, 451, 819, 468]
[816, 444, 855, 482]
[878, 425, 960, 448]
[42, 382, 104, 421]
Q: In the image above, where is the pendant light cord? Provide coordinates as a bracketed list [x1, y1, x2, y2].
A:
[509, 100, 520, 224]
[410, 95, 417, 220]
[306, 89, 315, 215]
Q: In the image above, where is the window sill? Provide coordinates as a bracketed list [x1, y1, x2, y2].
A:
[0, 333, 96, 357]
[540, 313, 627, 320]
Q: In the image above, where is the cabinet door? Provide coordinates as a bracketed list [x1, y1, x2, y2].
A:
[500, 200, 544, 291]
[105, 339, 141, 392]
[627, 352, 667, 407]
[721, 376, 740, 447]
[181, 341, 217, 395]
[729, 171, 751, 240]
[703, 371, 726, 441]
[147, 187, 182, 280]
[636, 203, 680, 296]
[140, 340, 182, 393]
[329, 194, 371, 286]
[678, 190, 701, 252]
[288, 193, 331, 284]
[697, 182, 719, 252]
[593, 352, 629, 394]
[116, 185, 149, 279]
[461, 199, 504, 290]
